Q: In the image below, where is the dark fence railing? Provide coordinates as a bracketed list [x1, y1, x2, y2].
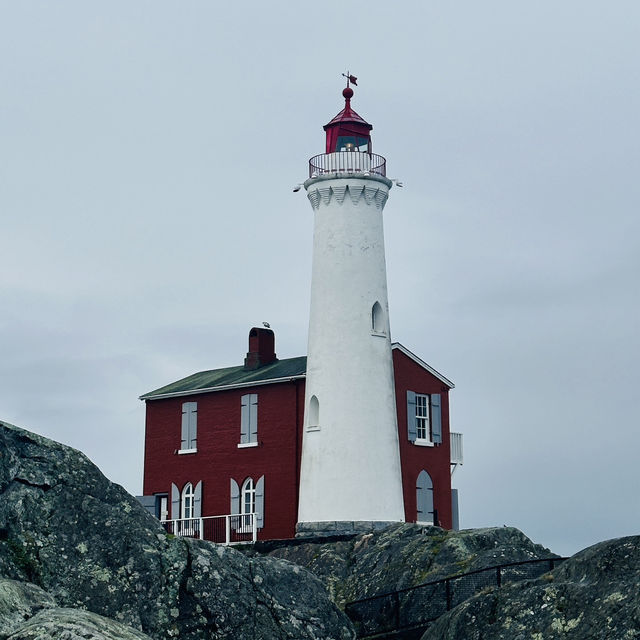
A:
[308, 152, 386, 178]
[344, 557, 567, 639]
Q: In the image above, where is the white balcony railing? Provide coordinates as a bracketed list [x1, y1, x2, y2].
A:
[308, 151, 386, 178]
[450, 432, 463, 466]
[162, 513, 257, 545]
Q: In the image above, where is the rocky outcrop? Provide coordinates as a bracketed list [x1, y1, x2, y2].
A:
[7, 608, 155, 640]
[0, 579, 56, 637]
[0, 420, 354, 640]
[256, 522, 557, 607]
[421, 535, 640, 640]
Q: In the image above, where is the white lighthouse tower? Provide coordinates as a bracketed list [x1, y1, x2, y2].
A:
[297, 80, 405, 532]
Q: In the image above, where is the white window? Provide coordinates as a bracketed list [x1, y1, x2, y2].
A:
[230, 476, 265, 531]
[239, 394, 259, 447]
[407, 391, 443, 446]
[371, 301, 386, 335]
[182, 482, 195, 519]
[158, 495, 168, 521]
[180, 402, 197, 453]
[237, 478, 255, 533]
[241, 478, 255, 516]
[308, 395, 320, 431]
[415, 394, 430, 442]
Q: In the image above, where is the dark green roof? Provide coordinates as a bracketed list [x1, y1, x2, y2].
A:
[140, 356, 307, 400]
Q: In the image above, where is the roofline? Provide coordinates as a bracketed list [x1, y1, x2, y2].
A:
[141, 345, 453, 400]
[140, 374, 306, 401]
[391, 343, 455, 388]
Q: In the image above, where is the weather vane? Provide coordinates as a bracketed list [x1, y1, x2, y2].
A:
[342, 72, 358, 88]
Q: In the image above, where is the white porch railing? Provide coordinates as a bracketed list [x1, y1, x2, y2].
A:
[450, 432, 463, 466]
[161, 513, 257, 545]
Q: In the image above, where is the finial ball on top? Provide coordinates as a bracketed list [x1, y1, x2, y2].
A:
[343, 87, 354, 100]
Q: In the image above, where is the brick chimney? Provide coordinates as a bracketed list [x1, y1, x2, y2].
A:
[244, 327, 277, 370]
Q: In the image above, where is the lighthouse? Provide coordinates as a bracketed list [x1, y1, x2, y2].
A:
[297, 80, 405, 530]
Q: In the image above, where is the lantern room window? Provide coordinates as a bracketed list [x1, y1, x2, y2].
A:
[336, 136, 370, 152]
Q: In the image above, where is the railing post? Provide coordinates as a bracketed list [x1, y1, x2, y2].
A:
[199, 517, 204, 540]
[252, 513, 257, 543]
[225, 515, 231, 545]
[393, 591, 400, 632]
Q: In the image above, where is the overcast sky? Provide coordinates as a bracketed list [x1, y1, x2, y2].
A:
[2, 2, 638, 558]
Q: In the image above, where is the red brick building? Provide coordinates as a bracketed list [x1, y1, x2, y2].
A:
[140, 328, 462, 541]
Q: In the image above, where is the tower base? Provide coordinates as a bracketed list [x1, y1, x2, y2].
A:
[295, 520, 400, 538]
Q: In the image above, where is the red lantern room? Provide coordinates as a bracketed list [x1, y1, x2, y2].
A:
[323, 86, 373, 154]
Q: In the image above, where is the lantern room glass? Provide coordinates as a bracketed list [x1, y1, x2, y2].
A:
[335, 136, 370, 153]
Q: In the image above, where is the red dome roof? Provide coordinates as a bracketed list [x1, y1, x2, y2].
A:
[323, 87, 373, 154]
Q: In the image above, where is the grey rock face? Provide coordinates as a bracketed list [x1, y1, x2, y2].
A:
[0, 420, 354, 640]
[421, 535, 640, 640]
[259, 522, 556, 607]
[0, 579, 55, 637]
[6, 608, 154, 640]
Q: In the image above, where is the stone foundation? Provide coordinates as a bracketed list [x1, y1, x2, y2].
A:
[296, 521, 399, 538]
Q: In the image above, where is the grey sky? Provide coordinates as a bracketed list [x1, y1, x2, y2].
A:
[1, 1, 638, 557]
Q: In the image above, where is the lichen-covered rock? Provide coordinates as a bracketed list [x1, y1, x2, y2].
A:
[0, 420, 354, 640]
[0, 579, 56, 638]
[6, 608, 154, 640]
[258, 522, 556, 606]
[421, 535, 640, 640]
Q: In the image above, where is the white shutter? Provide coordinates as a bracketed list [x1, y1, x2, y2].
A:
[230, 478, 240, 514]
[255, 475, 265, 529]
[171, 483, 180, 519]
[240, 395, 250, 444]
[193, 480, 202, 518]
[407, 391, 417, 442]
[249, 394, 258, 443]
[431, 394, 442, 444]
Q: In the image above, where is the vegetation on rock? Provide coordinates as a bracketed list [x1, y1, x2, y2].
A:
[0, 420, 354, 640]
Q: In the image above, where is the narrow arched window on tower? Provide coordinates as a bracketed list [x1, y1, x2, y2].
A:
[308, 395, 320, 430]
[371, 301, 385, 334]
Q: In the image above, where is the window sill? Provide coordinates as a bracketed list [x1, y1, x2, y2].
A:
[306, 426, 321, 432]
[413, 439, 434, 447]
[178, 448, 197, 455]
[370, 331, 387, 338]
[237, 442, 259, 449]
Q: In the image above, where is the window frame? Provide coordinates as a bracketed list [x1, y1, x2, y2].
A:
[237, 477, 256, 533]
[181, 482, 195, 520]
[414, 393, 432, 445]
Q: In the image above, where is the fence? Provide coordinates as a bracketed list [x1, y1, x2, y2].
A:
[162, 514, 257, 545]
[344, 557, 567, 639]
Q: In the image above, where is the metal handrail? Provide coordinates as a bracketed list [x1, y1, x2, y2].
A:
[345, 556, 567, 638]
[308, 152, 386, 178]
[162, 513, 258, 545]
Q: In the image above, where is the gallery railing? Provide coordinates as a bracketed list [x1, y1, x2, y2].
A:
[308, 152, 387, 178]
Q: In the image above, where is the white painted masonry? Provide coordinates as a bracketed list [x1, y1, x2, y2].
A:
[297, 166, 406, 524]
